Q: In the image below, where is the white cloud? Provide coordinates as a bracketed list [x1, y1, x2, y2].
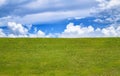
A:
[96, 0, 120, 9]
[24, 0, 97, 10]
[19, 9, 92, 24]
[29, 30, 46, 38]
[0, 0, 98, 24]
[59, 23, 120, 38]
[93, 0, 120, 27]
[7, 34, 28, 38]
[1, 22, 48, 38]
[4, 22, 50, 38]
[102, 24, 120, 36]
[0, 8, 93, 25]
[107, 0, 120, 8]
[60, 23, 95, 38]
[1, 22, 120, 38]
[0, 29, 6, 37]
[7, 22, 28, 35]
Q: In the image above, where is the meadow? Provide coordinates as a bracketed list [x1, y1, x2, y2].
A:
[0, 38, 120, 76]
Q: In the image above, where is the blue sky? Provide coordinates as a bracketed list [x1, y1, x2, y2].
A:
[0, 0, 120, 37]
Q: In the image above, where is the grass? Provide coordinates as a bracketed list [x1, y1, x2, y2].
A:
[0, 38, 120, 76]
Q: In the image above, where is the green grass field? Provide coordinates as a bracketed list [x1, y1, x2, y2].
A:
[0, 38, 120, 76]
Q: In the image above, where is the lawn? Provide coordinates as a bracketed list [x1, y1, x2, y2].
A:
[0, 38, 120, 76]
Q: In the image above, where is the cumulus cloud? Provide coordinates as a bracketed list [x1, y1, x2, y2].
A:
[59, 23, 120, 38]
[101, 24, 120, 36]
[1, 22, 120, 38]
[7, 22, 28, 35]
[0, 29, 6, 37]
[29, 30, 46, 38]
[0, 22, 49, 38]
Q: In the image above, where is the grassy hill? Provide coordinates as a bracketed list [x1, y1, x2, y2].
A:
[0, 38, 120, 76]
